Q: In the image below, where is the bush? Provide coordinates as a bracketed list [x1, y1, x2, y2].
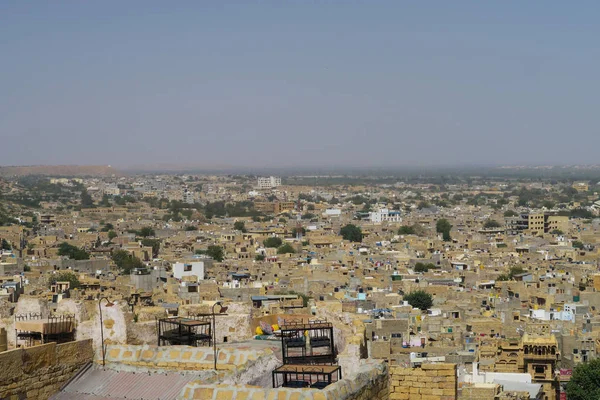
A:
[573, 240, 584, 250]
[504, 210, 518, 217]
[255, 254, 265, 261]
[340, 224, 362, 242]
[264, 237, 283, 248]
[404, 290, 433, 311]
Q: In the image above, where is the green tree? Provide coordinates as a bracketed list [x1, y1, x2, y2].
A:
[100, 194, 111, 207]
[571, 209, 594, 219]
[264, 237, 283, 248]
[138, 227, 155, 237]
[141, 238, 161, 258]
[566, 358, 600, 400]
[436, 219, 452, 241]
[398, 225, 415, 235]
[503, 210, 518, 217]
[483, 219, 502, 228]
[404, 290, 433, 311]
[206, 245, 225, 262]
[573, 240, 585, 250]
[551, 229, 564, 235]
[108, 230, 118, 241]
[101, 223, 114, 232]
[414, 263, 429, 273]
[233, 221, 247, 232]
[291, 227, 306, 237]
[112, 249, 144, 274]
[277, 243, 296, 254]
[340, 224, 362, 242]
[51, 271, 81, 289]
[80, 190, 94, 208]
[255, 254, 265, 261]
[1, 239, 11, 250]
[57, 242, 90, 260]
[497, 266, 526, 281]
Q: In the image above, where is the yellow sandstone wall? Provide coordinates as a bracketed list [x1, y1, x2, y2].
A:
[0, 339, 93, 400]
[179, 360, 390, 400]
[389, 363, 457, 400]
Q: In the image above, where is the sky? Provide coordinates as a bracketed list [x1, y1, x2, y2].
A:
[1, 1, 599, 170]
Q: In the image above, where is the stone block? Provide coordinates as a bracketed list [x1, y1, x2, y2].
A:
[22, 343, 56, 374]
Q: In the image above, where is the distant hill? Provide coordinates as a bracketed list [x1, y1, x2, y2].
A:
[0, 165, 120, 177]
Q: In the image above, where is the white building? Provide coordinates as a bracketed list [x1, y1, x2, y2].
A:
[182, 189, 195, 204]
[173, 261, 206, 281]
[368, 209, 401, 223]
[104, 184, 121, 196]
[257, 176, 281, 189]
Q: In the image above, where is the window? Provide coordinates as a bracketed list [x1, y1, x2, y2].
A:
[535, 366, 545, 374]
[184, 264, 192, 272]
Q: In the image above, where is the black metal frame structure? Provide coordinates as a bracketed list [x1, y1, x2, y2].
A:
[272, 364, 342, 389]
[280, 319, 336, 365]
[15, 313, 75, 347]
[156, 315, 212, 347]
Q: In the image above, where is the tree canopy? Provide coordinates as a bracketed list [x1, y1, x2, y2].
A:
[51, 271, 81, 289]
[233, 221, 247, 232]
[80, 190, 94, 208]
[277, 243, 296, 254]
[436, 219, 452, 241]
[404, 290, 433, 311]
[496, 266, 527, 281]
[196, 245, 225, 262]
[264, 237, 283, 248]
[57, 242, 90, 260]
[414, 262, 437, 273]
[566, 358, 600, 400]
[483, 219, 502, 228]
[112, 249, 144, 274]
[340, 224, 362, 242]
[398, 225, 415, 235]
[138, 227, 155, 238]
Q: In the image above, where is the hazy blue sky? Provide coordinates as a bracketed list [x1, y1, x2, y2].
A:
[1, 1, 599, 169]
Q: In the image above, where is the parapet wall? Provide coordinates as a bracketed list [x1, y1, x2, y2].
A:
[389, 363, 457, 400]
[178, 360, 389, 400]
[0, 339, 93, 400]
[104, 344, 275, 373]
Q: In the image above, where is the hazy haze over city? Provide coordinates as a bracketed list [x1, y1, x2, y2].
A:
[1, 1, 599, 169]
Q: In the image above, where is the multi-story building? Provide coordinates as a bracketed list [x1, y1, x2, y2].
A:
[257, 176, 281, 189]
[368, 208, 402, 224]
[254, 201, 295, 214]
[505, 212, 568, 236]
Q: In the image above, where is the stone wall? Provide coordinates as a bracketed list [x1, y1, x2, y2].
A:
[389, 363, 457, 400]
[0, 339, 93, 400]
[179, 360, 390, 400]
[104, 344, 276, 373]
